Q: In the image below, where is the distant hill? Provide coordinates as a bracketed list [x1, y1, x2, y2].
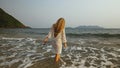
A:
[75, 25, 104, 29]
[0, 8, 29, 28]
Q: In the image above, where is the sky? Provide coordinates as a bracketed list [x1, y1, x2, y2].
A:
[0, 0, 120, 28]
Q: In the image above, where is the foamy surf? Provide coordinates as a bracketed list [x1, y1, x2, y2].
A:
[0, 37, 39, 68]
[0, 37, 120, 68]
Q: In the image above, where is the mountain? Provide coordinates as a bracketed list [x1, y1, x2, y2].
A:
[75, 25, 104, 29]
[0, 8, 29, 28]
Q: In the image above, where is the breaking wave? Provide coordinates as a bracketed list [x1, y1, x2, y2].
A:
[67, 33, 120, 38]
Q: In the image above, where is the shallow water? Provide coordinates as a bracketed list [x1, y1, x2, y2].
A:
[0, 28, 120, 68]
[0, 37, 120, 68]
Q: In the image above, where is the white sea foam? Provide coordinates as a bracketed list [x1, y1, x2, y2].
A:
[107, 52, 117, 57]
[0, 58, 21, 67]
[2, 37, 24, 41]
[78, 39, 86, 44]
[76, 47, 82, 50]
[117, 49, 120, 52]
[0, 36, 120, 68]
[46, 49, 52, 52]
[18, 57, 32, 68]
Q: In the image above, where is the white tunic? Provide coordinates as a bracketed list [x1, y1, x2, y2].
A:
[46, 26, 67, 54]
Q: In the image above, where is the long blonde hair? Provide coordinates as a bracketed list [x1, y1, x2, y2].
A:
[53, 18, 65, 37]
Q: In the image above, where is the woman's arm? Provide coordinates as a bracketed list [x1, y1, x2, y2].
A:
[63, 42, 67, 48]
[43, 26, 53, 45]
[43, 36, 48, 45]
[62, 28, 67, 48]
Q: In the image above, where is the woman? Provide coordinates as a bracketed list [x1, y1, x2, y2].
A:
[43, 18, 67, 62]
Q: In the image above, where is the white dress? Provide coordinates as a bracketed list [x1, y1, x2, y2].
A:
[46, 26, 67, 54]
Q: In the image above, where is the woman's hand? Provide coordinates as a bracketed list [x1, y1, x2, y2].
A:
[43, 37, 48, 45]
[63, 42, 67, 48]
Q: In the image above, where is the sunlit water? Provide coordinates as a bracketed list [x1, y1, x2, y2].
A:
[0, 28, 120, 68]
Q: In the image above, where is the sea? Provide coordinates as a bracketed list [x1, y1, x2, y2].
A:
[0, 28, 120, 68]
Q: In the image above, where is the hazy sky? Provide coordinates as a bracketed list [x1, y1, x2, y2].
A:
[0, 0, 120, 28]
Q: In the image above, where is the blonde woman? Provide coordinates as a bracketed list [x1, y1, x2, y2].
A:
[43, 18, 67, 62]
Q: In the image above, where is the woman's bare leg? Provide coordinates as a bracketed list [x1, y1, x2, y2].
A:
[55, 54, 60, 62]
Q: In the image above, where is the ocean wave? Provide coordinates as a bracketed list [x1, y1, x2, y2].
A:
[66, 33, 120, 38]
[30, 32, 120, 38]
